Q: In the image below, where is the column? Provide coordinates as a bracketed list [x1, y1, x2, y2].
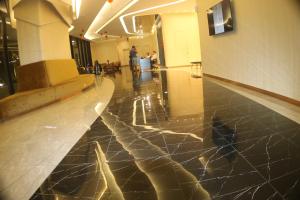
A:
[13, 0, 72, 65]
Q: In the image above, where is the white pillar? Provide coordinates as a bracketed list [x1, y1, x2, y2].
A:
[13, 0, 72, 65]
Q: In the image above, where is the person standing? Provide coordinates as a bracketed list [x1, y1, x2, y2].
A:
[129, 46, 137, 71]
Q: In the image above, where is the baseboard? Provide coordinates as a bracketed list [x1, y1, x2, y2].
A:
[204, 73, 300, 107]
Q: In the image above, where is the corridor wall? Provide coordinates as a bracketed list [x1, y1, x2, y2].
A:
[197, 0, 300, 101]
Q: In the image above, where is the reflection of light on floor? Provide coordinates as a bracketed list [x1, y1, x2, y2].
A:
[132, 99, 204, 142]
[44, 126, 57, 129]
[199, 156, 212, 174]
[141, 100, 147, 124]
[95, 102, 104, 115]
[95, 147, 108, 200]
[146, 95, 151, 107]
[95, 142, 125, 200]
[102, 110, 211, 200]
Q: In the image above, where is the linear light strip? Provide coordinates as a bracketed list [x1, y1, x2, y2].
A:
[132, 16, 137, 33]
[72, 0, 76, 13]
[84, 2, 111, 40]
[72, 0, 81, 19]
[120, 0, 186, 35]
[76, 0, 81, 18]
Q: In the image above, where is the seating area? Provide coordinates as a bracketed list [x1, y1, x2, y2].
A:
[0, 59, 95, 120]
[102, 62, 121, 74]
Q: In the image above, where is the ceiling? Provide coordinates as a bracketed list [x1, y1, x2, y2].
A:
[70, 0, 197, 41]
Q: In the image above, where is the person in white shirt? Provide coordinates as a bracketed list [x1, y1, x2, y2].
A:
[146, 52, 151, 59]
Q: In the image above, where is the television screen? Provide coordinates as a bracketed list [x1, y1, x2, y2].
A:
[207, 0, 233, 36]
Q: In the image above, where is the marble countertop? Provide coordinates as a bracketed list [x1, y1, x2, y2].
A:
[0, 77, 115, 200]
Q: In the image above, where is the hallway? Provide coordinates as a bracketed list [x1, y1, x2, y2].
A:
[30, 68, 300, 200]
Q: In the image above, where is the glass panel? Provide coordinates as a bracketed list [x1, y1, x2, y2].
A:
[71, 38, 81, 67]
[77, 39, 84, 67]
[6, 16, 19, 92]
[69, 36, 92, 69]
[0, 15, 9, 99]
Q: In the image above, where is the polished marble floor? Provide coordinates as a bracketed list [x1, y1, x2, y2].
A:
[30, 67, 300, 200]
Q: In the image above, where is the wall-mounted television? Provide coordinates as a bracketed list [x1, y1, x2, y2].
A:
[207, 0, 234, 36]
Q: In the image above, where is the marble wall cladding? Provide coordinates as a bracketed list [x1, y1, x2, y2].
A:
[31, 68, 300, 200]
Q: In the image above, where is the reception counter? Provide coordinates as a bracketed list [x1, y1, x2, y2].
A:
[139, 58, 151, 70]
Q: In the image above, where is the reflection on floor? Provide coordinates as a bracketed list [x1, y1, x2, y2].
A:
[31, 67, 300, 200]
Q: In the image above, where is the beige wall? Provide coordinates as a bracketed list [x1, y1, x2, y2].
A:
[129, 35, 157, 58]
[91, 35, 157, 66]
[161, 12, 202, 67]
[116, 40, 131, 66]
[91, 41, 120, 64]
[197, 0, 300, 100]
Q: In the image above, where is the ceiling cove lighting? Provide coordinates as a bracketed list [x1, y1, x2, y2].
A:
[72, 0, 81, 19]
[96, 0, 139, 33]
[120, 0, 186, 35]
[85, 0, 139, 40]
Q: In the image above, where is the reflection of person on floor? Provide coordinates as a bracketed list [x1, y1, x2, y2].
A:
[129, 46, 138, 71]
[150, 51, 158, 68]
[94, 60, 102, 75]
[131, 69, 141, 92]
[212, 117, 237, 163]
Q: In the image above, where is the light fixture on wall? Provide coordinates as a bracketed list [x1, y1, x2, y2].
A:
[68, 25, 75, 32]
[72, 0, 82, 19]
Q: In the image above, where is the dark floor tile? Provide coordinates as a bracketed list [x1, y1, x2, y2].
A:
[30, 69, 300, 200]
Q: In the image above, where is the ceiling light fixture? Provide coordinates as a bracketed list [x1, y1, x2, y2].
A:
[120, 0, 186, 35]
[72, 0, 82, 19]
[96, 0, 139, 33]
[85, 0, 139, 40]
[99, 34, 121, 40]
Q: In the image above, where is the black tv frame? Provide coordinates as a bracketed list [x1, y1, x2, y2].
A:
[207, 0, 234, 36]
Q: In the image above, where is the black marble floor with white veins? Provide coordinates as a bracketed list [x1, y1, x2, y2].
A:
[30, 68, 300, 200]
